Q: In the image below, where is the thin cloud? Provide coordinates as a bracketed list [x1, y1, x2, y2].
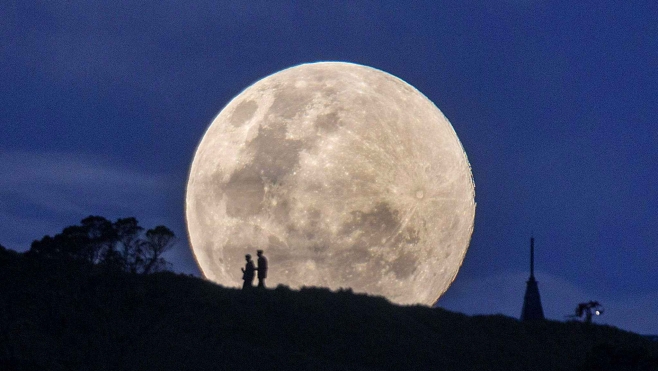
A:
[0, 151, 172, 250]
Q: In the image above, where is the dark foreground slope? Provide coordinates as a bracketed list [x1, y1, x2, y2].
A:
[1, 249, 657, 371]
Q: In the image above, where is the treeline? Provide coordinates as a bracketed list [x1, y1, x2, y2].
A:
[26, 216, 176, 274]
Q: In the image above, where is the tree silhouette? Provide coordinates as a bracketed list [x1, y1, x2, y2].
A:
[27, 216, 175, 274]
[114, 217, 144, 273]
[141, 226, 176, 274]
[80, 215, 116, 264]
[29, 225, 90, 260]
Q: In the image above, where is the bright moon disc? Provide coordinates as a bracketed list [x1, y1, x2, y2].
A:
[186, 62, 475, 305]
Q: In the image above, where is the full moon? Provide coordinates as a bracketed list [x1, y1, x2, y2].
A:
[186, 62, 475, 305]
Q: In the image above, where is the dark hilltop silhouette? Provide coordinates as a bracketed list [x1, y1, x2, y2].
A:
[1, 220, 658, 370]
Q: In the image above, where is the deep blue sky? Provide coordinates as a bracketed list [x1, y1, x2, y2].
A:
[2, 1, 656, 334]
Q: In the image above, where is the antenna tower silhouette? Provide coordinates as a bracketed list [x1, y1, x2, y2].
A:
[520, 237, 545, 321]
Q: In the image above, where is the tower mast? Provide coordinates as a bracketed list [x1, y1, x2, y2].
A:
[520, 236, 545, 321]
[530, 237, 535, 278]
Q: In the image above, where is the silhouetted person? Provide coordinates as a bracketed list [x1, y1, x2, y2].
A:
[256, 250, 268, 288]
[241, 254, 255, 289]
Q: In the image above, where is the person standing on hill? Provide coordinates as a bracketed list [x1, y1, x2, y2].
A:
[241, 254, 255, 289]
[256, 250, 268, 288]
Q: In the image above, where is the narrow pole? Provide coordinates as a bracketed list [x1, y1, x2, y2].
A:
[530, 237, 535, 278]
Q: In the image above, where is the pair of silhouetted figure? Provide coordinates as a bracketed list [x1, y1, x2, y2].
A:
[241, 250, 268, 289]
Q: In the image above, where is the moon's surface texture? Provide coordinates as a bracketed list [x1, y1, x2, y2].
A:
[186, 62, 475, 305]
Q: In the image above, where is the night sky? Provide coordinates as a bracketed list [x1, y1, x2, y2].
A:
[2, 2, 656, 334]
